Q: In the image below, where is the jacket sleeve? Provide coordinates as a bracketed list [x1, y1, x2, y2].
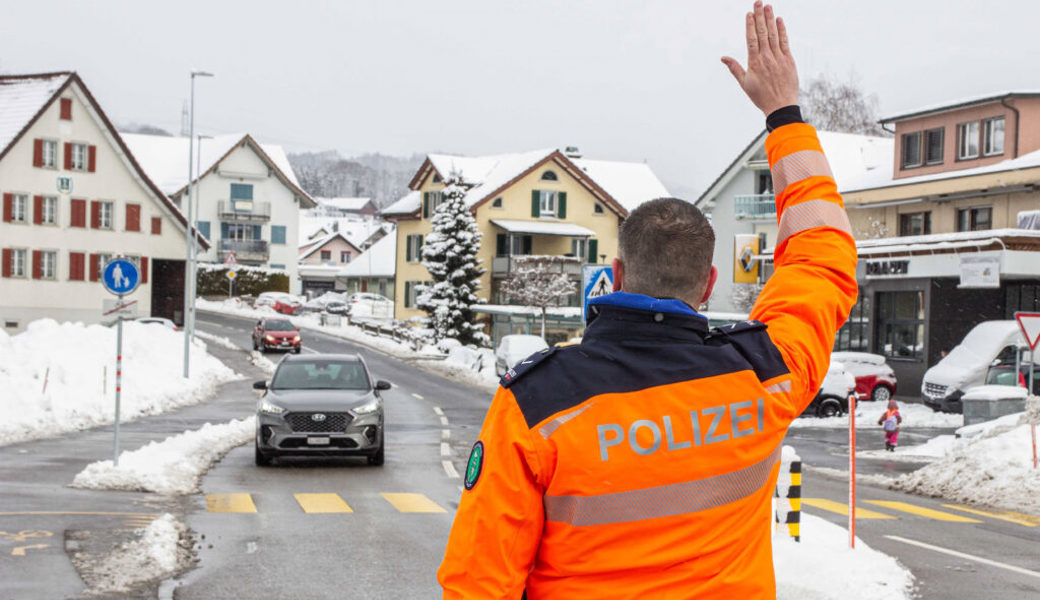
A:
[438, 387, 545, 599]
[749, 122, 859, 414]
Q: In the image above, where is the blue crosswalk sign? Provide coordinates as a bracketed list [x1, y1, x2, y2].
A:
[582, 265, 614, 321]
[102, 258, 140, 296]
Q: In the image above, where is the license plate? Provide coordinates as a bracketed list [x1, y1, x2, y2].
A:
[307, 437, 330, 445]
[280, 342, 290, 347]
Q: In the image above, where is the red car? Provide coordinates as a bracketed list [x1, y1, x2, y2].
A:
[831, 352, 897, 402]
[253, 318, 302, 354]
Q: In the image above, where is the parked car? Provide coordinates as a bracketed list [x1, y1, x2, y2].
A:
[325, 301, 349, 315]
[831, 352, 897, 403]
[984, 357, 1040, 391]
[495, 334, 549, 377]
[921, 321, 1037, 413]
[254, 292, 303, 315]
[801, 360, 857, 418]
[347, 293, 394, 318]
[135, 317, 178, 331]
[253, 354, 392, 466]
[253, 318, 302, 353]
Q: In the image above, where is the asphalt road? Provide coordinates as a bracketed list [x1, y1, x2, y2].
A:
[1, 309, 1038, 599]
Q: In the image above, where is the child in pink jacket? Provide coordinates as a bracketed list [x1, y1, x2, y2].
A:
[878, 399, 902, 451]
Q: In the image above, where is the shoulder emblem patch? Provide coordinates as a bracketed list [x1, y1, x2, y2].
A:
[464, 441, 484, 490]
[499, 346, 557, 388]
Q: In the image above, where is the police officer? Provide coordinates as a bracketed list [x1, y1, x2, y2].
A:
[439, 2, 858, 597]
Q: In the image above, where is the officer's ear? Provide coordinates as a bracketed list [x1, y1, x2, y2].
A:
[699, 265, 719, 305]
[612, 258, 624, 292]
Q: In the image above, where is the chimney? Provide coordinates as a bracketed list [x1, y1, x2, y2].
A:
[565, 146, 582, 159]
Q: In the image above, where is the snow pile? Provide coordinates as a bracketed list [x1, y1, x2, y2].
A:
[774, 513, 914, 600]
[249, 350, 278, 375]
[72, 417, 255, 495]
[790, 402, 961, 429]
[193, 329, 240, 351]
[0, 319, 237, 446]
[891, 399, 1040, 513]
[73, 513, 191, 594]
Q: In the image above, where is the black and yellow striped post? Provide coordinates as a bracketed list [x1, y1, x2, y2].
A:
[774, 445, 802, 541]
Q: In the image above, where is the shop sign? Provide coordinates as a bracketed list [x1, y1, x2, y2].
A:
[865, 259, 910, 277]
[958, 256, 1000, 289]
[733, 233, 762, 283]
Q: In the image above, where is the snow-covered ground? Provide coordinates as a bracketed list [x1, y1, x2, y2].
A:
[72, 418, 255, 495]
[789, 401, 962, 429]
[71, 513, 191, 594]
[0, 319, 238, 446]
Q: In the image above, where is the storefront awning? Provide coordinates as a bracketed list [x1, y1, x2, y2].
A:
[491, 219, 595, 237]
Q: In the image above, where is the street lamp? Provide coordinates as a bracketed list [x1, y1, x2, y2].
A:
[189, 133, 213, 344]
[183, 70, 213, 378]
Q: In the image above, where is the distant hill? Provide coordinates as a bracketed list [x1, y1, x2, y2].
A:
[289, 151, 423, 209]
[118, 122, 174, 137]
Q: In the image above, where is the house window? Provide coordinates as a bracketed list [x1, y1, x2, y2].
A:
[957, 121, 980, 159]
[230, 184, 254, 212]
[983, 117, 1005, 156]
[96, 253, 114, 280]
[41, 251, 57, 279]
[42, 196, 58, 225]
[511, 235, 532, 255]
[98, 201, 113, 229]
[834, 292, 871, 352]
[404, 280, 423, 308]
[901, 132, 922, 168]
[422, 191, 444, 218]
[571, 238, 587, 260]
[271, 225, 286, 245]
[10, 194, 28, 223]
[756, 170, 774, 194]
[898, 212, 931, 236]
[406, 234, 424, 263]
[10, 249, 27, 277]
[320, 250, 332, 262]
[924, 128, 944, 165]
[71, 143, 89, 170]
[594, 203, 604, 214]
[42, 140, 57, 168]
[491, 197, 503, 208]
[340, 251, 351, 263]
[539, 190, 557, 217]
[876, 291, 925, 360]
[432, 173, 442, 183]
[197, 221, 210, 240]
[226, 223, 258, 240]
[270, 264, 286, 270]
[541, 170, 558, 181]
[957, 206, 992, 232]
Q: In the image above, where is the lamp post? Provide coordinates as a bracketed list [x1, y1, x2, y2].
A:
[183, 70, 213, 378]
[189, 133, 212, 344]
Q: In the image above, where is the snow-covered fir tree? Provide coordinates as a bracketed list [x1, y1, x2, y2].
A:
[416, 173, 489, 347]
[500, 256, 579, 340]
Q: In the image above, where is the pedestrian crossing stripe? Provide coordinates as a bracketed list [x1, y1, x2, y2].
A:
[864, 500, 982, 523]
[801, 498, 1040, 527]
[381, 493, 448, 513]
[295, 493, 353, 514]
[204, 492, 447, 514]
[206, 493, 258, 513]
[942, 504, 1040, 527]
[801, 498, 895, 519]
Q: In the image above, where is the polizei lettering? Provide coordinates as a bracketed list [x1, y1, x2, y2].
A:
[597, 398, 765, 461]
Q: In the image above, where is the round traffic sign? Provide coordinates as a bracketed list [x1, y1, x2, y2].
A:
[102, 259, 140, 296]
[226, 270, 236, 280]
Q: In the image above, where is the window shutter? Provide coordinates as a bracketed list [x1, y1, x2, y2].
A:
[405, 236, 413, 262]
[531, 190, 540, 217]
[70, 199, 86, 227]
[141, 257, 149, 284]
[60, 98, 72, 120]
[253, 225, 261, 240]
[2, 193, 12, 222]
[88, 146, 97, 172]
[69, 252, 85, 281]
[588, 239, 598, 264]
[423, 192, 430, 219]
[151, 217, 162, 235]
[33, 139, 43, 167]
[90, 201, 100, 229]
[126, 204, 140, 232]
[404, 281, 411, 307]
[558, 192, 567, 219]
[64, 143, 73, 170]
[197, 221, 209, 239]
[496, 234, 507, 256]
[1, 249, 10, 277]
[418, 234, 423, 256]
[522, 235, 532, 254]
[32, 250, 42, 279]
[221, 222, 229, 239]
[33, 195, 43, 224]
[89, 254, 99, 282]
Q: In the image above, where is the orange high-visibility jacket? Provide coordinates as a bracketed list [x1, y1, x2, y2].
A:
[438, 123, 858, 599]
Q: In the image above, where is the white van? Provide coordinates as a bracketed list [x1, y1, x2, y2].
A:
[921, 320, 1036, 413]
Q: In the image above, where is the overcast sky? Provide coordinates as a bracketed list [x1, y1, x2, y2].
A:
[3, 0, 1038, 198]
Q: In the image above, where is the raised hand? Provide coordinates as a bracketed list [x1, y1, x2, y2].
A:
[721, 1, 799, 116]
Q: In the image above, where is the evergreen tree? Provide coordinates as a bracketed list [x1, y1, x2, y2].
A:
[416, 173, 489, 346]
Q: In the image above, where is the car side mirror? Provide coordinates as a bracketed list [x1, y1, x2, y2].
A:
[296, 327, 300, 332]
[375, 380, 392, 391]
[253, 380, 267, 390]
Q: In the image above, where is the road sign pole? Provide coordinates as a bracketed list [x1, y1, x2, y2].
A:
[849, 393, 856, 549]
[114, 295, 123, 467]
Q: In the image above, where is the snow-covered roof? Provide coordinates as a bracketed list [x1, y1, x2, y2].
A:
[315, 197, 373, 212]
[571, 158, 671, 211]
[0, 72, 70, 156]
[122, 132, 306, 200]
[856, 228, 1040, 255]
[339, 231, 396, 278]
[881, 91, 1040, 123]
[490, 219, 596, 237]
[297, 231, 362, 260]
[298, 215, 385, 248]
[451, 149, 557, 208]
[843, 146, 1040, 193]
[381, 190, 422, 215]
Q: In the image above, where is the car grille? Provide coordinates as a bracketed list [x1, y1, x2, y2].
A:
[286, 412, 350, 433]
[924, 383, 947, 397]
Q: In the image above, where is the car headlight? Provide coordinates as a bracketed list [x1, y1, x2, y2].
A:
[259, 399, 285, 415]
[293, 335, 301, 342]
[265, 335, 275, 342]
[352, 400, 380, 415]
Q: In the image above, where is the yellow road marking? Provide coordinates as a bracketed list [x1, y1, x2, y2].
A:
[0, 530, 53, 542]
[11, 544, 49, 557]
[294, 493, 353, 514]
[942, 504, 1040, 527]
[802, 498, 896, 519]
[206, 493, 257, 513]
[381, 493, 446, 513]
[865, 500, 981, 522]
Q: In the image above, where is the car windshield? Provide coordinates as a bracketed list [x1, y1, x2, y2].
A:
[265, 320, 295, 331]
[271, 361, 370, 390]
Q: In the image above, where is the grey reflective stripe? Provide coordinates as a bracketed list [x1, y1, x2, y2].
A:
[539, 402, 595, 438]
[765, 380, 792, 394]
[776, 199, 853, 246]
[771, 149, 833, 194]
[544, 445, 782, 527]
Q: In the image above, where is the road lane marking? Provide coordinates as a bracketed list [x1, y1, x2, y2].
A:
[801, 498, 895, 519]
[443, 461, 460, 479]
[885, 535, 1040, 580]
[442, 429, 450, 440]
[11, 544, 49, 557]
[439, 416, 449, 426]
[0, 530, 52, 543]
[412, 393, 424, 400]
[0, 511, 157, 518]
[432, 406, 444, 417]
[440, 442, 451, 457]
[294, 493, 353, 514]
[302, 347, 320, 354]
[865, 500, 981, 522]
[381, 493, 447, 513]
[206, 493, 257, 513]
[942, 504, 1040, 527]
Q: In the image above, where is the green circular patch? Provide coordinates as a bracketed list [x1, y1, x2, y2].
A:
[464, 441, 484, 490]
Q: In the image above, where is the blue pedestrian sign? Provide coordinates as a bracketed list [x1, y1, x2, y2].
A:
[582, 265, 614, 321]
[102, 258, 140, 296]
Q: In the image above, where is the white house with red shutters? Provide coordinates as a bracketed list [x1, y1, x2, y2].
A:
[0, 72, 202, 332]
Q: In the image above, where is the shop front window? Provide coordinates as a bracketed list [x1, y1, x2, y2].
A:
[876, 290, 925, 360]
[834, 292, 871, 352]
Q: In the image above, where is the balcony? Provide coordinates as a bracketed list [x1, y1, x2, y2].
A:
[734, 194, 777, 221]
[491, 255, 585, 278]
[218, 200, 271, 222]
[219, 239, 269, 262]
